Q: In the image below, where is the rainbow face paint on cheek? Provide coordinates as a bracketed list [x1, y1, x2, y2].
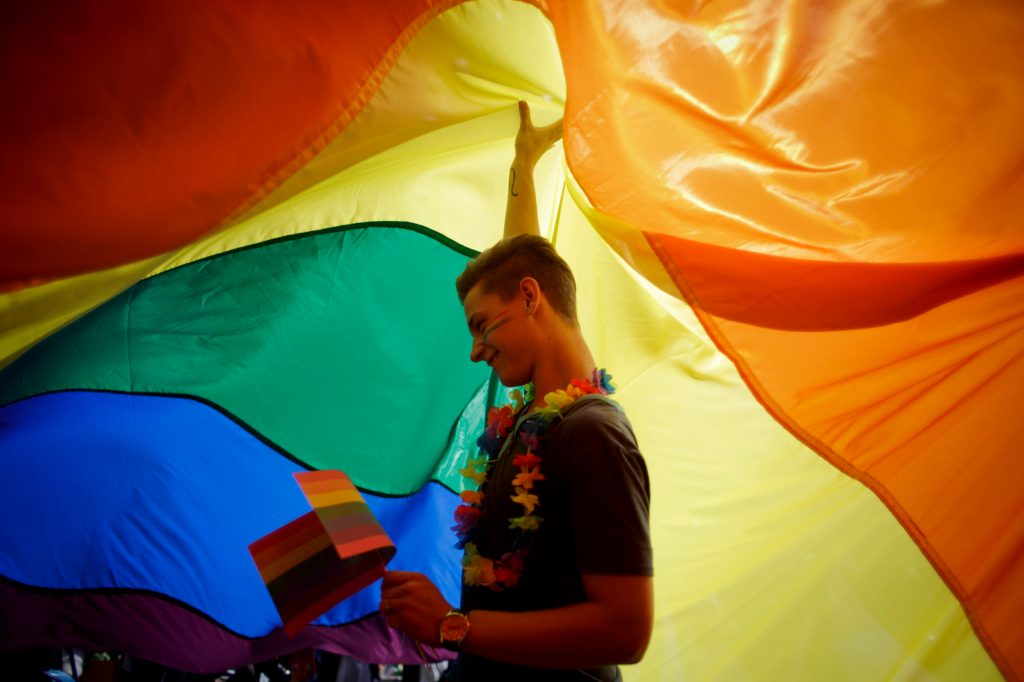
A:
[481, 316, 512, 348]
[480, 306, 514, 349]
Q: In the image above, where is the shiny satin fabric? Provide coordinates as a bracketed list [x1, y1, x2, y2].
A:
[541, 1, 1024, 678]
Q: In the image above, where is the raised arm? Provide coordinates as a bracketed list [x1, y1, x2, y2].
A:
[503, 100, 563, 240]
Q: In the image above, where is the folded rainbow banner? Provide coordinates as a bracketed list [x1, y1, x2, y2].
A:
[249, 471, 396, 638]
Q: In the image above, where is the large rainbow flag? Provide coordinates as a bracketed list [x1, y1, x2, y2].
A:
[1, 1, 1021, 679]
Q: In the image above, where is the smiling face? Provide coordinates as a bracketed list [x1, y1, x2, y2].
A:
[463, 280, 536, 387]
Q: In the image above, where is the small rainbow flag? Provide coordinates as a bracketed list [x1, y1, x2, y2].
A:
[249, 470, 396, 637]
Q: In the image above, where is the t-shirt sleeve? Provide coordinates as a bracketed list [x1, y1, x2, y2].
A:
[551, 401, 654, 576]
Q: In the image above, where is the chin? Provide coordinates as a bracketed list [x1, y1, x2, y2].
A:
[496, 369, 531, 388]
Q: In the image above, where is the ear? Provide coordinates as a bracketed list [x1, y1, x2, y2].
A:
[519, 277, 541, 314]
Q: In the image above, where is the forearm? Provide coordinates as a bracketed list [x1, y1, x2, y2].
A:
[503, 158, 541, 239]
[501, 100, 562, 240]
[381, 571, 652, 669]
[461, 598, 650, 669]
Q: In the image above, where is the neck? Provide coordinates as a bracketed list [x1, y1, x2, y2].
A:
[528, 324, 596, 408]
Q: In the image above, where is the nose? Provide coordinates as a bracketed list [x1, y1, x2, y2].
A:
[470, 336, 485, 363]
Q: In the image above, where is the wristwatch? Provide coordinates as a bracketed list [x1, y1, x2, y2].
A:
[438, 609, 471, 651]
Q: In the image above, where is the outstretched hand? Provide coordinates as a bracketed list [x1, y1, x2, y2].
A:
[379, 570, 453, 646]
[503, 100, 563, 238]
[514, 100, 563, 168]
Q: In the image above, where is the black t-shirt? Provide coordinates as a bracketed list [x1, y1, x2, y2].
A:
[452, 395, 653, 681]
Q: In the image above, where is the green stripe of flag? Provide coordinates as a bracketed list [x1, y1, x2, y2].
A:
[0, 223, 489, 494]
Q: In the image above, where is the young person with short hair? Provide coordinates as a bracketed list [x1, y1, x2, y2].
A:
[380, 102, 653, 682]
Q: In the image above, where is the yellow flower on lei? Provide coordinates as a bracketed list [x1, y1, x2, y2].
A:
[511, 486, 539, 515]
[462, 543, 496, 586]
[543, 389, 575, 411]
[458, 464, 487, 487]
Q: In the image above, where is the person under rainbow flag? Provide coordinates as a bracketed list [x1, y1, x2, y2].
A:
[379, 102, 654, 681]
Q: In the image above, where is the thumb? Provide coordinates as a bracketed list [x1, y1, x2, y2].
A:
[517, 99, 532, 128]
[381, 569, 418, 589]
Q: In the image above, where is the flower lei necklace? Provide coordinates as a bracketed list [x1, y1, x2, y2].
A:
[452, 368, 615, 590]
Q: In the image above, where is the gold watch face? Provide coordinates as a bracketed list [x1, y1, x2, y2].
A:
[441, 613, 469, 641]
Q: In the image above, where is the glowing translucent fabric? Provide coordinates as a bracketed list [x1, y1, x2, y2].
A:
[0, 1, 1020, 680]
[543, 2, 1024, 678]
